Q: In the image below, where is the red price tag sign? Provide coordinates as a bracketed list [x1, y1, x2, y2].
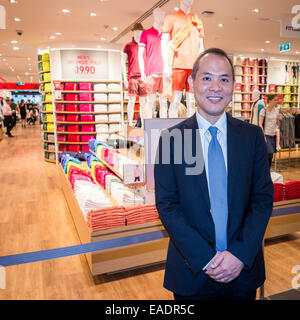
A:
[235, 83, 242, 91]
[269, 84, 276, 92]
[74, 65, 96, 75]
[277, 94, 283, 104]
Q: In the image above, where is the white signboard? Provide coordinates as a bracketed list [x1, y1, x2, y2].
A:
[281, 19, 300, 38]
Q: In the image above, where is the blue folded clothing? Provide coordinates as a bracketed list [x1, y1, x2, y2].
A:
[76, 151, 92, 161]
[59, 151, 76, 162]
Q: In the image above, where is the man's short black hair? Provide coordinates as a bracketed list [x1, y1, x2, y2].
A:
[192, 48, 235, 81]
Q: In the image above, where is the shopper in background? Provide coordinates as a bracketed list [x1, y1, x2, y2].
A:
[10, 98, 17, 128]
[19, 99, 27, 128]
[250, 89, 265, 126]
[155, 48, 273, 300]
[259, 94, 282, 168]
[2, 97, 14, 137]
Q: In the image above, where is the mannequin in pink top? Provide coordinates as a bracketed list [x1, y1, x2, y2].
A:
[138, 8, 168, 120]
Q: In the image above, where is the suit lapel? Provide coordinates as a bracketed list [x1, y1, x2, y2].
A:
[227, 114, 242, 208]
[184, 114, 210, 209]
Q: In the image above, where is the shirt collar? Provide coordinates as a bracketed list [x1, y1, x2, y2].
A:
[196, 111, 227, 137]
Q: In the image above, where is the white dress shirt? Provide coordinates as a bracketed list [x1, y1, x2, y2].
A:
[196, 111, 228, 194]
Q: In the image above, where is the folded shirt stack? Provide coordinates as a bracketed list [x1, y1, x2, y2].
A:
[273, 183, 286, 202]
[105, 174, 122, 194]
[285, 181, 300, 200]
[124, 204, 160, 226]
[74, 180, 112, 217]
[87, 206, 126, 232]
[93, 164, 116, 189]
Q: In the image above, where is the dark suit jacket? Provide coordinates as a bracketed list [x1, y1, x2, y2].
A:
[154, 113, 274, 296]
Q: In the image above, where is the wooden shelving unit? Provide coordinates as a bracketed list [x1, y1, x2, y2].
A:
[38, 52, 56, 163]
[51, 79, 123, 155]
[233, 57, 268, 120]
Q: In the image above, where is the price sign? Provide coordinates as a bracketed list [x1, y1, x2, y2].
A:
[269, 84, 276, 92]
[61, 50, 109, 80]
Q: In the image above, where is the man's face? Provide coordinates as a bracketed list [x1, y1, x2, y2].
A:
[193, 53, 234, 123]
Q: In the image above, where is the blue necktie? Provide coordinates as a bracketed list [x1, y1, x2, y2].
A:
[208, 126, 228, 252]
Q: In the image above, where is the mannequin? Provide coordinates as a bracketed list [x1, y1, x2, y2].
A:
[138, 8, 168, 120]
[161, 0, 205, 118]
[249, 89, 265, 126]
[122, 23, 147, 127]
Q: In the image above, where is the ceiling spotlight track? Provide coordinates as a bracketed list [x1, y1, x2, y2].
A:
[110, 0, 170, 43]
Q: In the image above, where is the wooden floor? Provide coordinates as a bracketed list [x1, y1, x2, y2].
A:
[0, 123, 299, 300]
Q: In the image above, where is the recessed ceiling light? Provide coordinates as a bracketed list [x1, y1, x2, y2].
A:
[0, 53, 2, 56]
[265, 40, 271, 44]
[253, 8, 259, 13]
[11, 69, 14, 72]
[3, 58, 6, 61]
[14, 17, 21, 22]
[218, 24, 223, 28]
[49, 36, 55, 39]
[296, 51, 300, 54]
[13, 47, 19, 50]
[174, 7, 179, 11]
[25, 72, 29, 75]
[113, 27, 118, 31]
[10, 0, 17, 3]
[55, 32, 62, 36]
[28, 63, 31, 66]
[61, 9, 70, 13]
[261, 48, 265, 52]
[100, 37, 106, 41]
[11, 40, 18, 44]
[27, 57, 31, 60]
[90, 13, 97, 16]
[29, 68, 32, 71]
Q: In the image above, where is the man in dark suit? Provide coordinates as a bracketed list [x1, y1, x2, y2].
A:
[154, 48, 274, 300]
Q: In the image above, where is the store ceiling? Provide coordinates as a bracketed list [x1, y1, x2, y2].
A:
[0, 0, 299, 83]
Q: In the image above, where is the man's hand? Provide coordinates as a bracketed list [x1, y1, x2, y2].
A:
[205, 251, 244, 283]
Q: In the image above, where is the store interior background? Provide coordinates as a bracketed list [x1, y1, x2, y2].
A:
[0, 0, 300, 300]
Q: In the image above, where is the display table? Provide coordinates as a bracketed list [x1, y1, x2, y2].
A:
[58, 165, 168, 276]
[265, 199, 300, 239]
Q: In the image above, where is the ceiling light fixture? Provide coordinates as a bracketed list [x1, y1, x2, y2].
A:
[253, 8, 259, 13]
[49, 36, 55, 39]
[90, 13, 97, 16]
[296, 51, 300, 54]
[174, 7, 179, 11]
[55, 32, 62, 36]
[113, 27, 118, 31]
[11, 40, 18, 44]
[14, 17, 21, 22]
[100, 37, 106, 41]
[261, 48, 265, 52]
[27, 57, 31, 60]
[265, 40, 271, 44]
[13, 47, 19, 50]
[218, 24, 223, 28]
[61, 9, 70, 13]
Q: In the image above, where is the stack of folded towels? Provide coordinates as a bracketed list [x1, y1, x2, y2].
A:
[285, 181, 300, 200]
[273, 183, 286, 202]
[87, 206, 126, 231]
[124, 204, 160, 226]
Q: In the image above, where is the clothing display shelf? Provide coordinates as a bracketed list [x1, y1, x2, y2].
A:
[58, 164, 167, 276]
[268, 84, 299, 109]
[52, 79, 124, 157]
[233, 57, 269, 121]
[38, 53, 55, 163]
